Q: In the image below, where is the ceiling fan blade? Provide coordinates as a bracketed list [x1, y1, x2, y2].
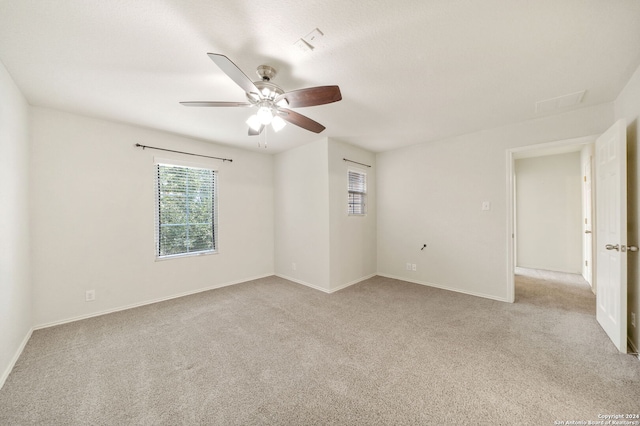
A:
[248, 125, 265, 136]
[207, 53, 260, 96]
[275, 86, 342, 108]
[180, 101, 253, 107]
[277, 108, 326, 133]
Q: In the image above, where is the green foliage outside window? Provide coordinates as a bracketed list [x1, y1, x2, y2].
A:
[156, 164, 216, 257]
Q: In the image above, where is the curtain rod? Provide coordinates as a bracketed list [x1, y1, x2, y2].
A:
[343, 158, 371, 168]
[135, 143, 233, 162]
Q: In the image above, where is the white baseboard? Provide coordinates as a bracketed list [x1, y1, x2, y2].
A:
[276, 273, 376, 294]
[34, 273, 274, 330]
[629, 338, 640, 360]
[376, 273, 509, 303]
[332, 273, 377, 292]
[1, 327, 33, 390]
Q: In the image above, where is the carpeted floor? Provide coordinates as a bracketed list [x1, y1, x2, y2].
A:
[1, 271, 639, 425]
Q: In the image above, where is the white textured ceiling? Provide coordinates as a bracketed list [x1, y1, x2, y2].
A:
[1, 0, 640, 153]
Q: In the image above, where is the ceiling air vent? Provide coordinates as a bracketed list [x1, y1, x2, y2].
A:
[535, 90, 586, 113]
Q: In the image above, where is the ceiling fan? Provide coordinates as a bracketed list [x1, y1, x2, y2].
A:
[181, 53, 342, 136]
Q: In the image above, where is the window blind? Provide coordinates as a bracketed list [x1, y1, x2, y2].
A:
[156, 164, 217, 257]
[348, 170, 367, 215]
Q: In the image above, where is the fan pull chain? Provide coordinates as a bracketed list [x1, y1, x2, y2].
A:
[256, 126, 269, 149]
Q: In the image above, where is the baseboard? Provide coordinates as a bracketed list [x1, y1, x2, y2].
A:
[276, 274, 332, 293]
[629, 338, 640, 360]
[332, 274, 377, 292]
[377, 273, 509, 303]
[275, 273, 376, 294]
[1, 327, 33, 390]
[34, 273, 274, 330]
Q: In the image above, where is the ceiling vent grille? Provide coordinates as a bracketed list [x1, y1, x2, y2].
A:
[535, 90, 586, 113]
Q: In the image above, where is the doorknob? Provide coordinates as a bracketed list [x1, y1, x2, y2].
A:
[629, 245, 639, 252]
[605, 244, 620, 251]
[584, 230, 592, 234]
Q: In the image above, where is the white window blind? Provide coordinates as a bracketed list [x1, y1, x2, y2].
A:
[348, 170, 367, 215]
[155, 164, 217, 258]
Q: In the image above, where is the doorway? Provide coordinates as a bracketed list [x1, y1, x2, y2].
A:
[514, 151, 583, 274]
[506, 135, 597, 303]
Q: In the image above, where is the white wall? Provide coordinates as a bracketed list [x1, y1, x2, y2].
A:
[274, 139, 331, 290]
[0, 61, 32, 387]
[377, 103, 614, 301]
[30, 108, 274, 326]
[328, 140, 377, 290]
[615, 61, 640, 352]
[515, 152, 582, 273]
[274, 138, 377, 291]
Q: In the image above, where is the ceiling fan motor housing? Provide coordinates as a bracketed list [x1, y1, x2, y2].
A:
[256, 65, 277, 81]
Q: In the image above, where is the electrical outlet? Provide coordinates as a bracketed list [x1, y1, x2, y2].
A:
[406, 262, 411, 271]
[412, 264, 417, 271]
[632, 312, 636, 328]
[85, 290, 95, 302]
[292, 262, 297, 271]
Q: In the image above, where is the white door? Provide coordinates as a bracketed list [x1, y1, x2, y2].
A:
[582, 151, 593, 288]
[595, 119, 627, 353]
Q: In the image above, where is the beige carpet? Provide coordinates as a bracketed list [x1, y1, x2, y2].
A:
[1, 271, 639, 425]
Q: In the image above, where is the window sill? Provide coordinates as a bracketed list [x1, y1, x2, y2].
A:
[155, 250, 217, 262]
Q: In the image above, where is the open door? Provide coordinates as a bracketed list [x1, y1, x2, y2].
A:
[595, 119, 627, 353]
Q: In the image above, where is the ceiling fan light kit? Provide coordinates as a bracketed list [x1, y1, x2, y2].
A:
[256, 105, 274, 125]
[181, 53, 341, 142]
[271, 115, 286, 132]
[246, 114, 262, 132]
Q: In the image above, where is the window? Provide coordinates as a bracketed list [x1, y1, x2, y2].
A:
[348, 170, 367, 215]
[155, 163, 217, 258]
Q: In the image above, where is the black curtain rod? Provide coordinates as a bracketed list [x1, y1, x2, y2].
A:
[343, 158, 371, 168]
[135, 143, 233, 162]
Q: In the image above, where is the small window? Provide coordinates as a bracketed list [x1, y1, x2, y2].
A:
[155, 163, 217, 258]
[348, 170, 367, 215]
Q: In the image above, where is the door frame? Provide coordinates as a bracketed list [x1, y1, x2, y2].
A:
[582, 147, 595, 291]
[506, 135, 598, 302]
